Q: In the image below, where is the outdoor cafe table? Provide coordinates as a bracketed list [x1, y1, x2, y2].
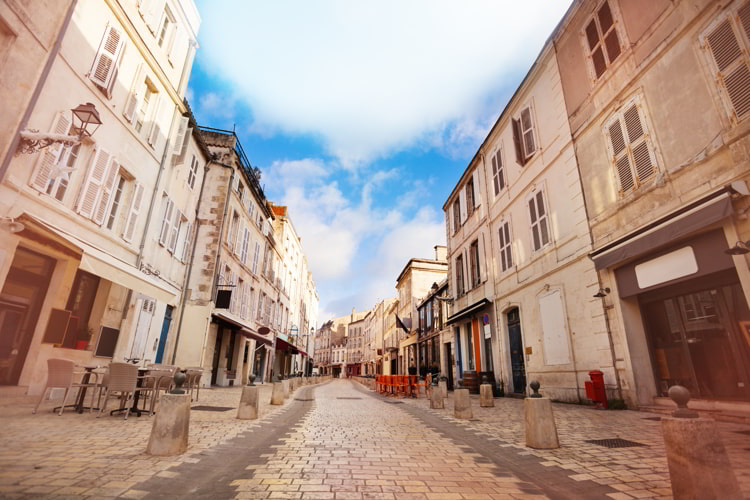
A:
[74, 364, 101, 413]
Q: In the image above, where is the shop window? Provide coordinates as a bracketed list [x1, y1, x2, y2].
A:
[63, 271, 100, 349]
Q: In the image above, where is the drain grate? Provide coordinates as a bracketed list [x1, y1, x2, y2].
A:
[586, 438, 647, 448]
[191, 405, 234, 412]
[336, 397, 362, 400]
[735, 430, 750, 436]
[642, 417, 662, 421]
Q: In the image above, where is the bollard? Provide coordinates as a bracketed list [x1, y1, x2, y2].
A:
[270, 381, 284, 405]
[524, 381, 559, 449]
[661, 386, 741, 499]
[282, 379, 290, 399]
[480, 375, 494, 407]
[146, 372, 190, 456]
[430, 383, 444, 409]
[453, 380, 472, 419]
[237, 374, 259, 420]
[438, 377, 447, 399]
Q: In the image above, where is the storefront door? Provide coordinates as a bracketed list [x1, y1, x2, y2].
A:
[0, 248, 55, 385]
[507, 308, 526, 394]
[641, 276, 750, 400]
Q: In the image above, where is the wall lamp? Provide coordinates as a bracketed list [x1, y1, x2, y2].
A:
[725, 240, 750, 255]
[593, 287, 610, 298]
[16, 103, 102, 155]
[0, 217, 25, 233]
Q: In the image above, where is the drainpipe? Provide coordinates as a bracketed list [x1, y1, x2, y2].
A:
[170, 157, 213, 365]
[136, 137, 172, 269]
[0, 0, 78, 182]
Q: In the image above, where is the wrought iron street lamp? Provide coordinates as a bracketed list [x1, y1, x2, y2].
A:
[17, 103, 102, 155]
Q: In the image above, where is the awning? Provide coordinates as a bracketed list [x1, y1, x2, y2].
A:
[212, 311, 273, 345]
[396, 314, 411, 333]
[32, 217, 176, 303]
[590, 191, 733, 270]
[275, 336, 299, 354]
[446, 298, 491, 325]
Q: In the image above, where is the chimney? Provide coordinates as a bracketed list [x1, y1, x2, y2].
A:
[434, 245, 447, 262]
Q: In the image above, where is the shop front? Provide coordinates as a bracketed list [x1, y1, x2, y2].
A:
[446, 298, 496, 394]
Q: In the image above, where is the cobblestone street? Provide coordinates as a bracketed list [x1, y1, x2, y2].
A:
[0, 379, 749, 499]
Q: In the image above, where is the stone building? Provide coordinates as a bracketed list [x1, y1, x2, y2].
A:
[346, 316, 365, 376]
[416, 279, 451, 384]
[0, 0, 201, 393]
[395, 246, 448, 375]
[554, 0, 750, 408]
[382, 299, 399, 375]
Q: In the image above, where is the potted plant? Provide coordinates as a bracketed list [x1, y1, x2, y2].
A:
[76, 327, 94, 350]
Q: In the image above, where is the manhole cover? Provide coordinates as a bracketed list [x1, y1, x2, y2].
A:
[337, 397, 362, 400]
[191, 406, 234, 412]
[294, 398, 313, 401]
[586, 438, 647, 448]
[642, 417, 662, 421]
[735, 430, 750, 436]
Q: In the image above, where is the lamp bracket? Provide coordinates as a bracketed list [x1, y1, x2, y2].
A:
[16, 130, 81, 156]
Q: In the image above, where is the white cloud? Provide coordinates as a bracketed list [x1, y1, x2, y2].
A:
[196, 0, 572, 165]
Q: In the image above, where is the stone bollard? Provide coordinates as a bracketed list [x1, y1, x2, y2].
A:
[480, 375, 494, 407]
[430, 383, 444, 409]
[453, 380, 472, 419]
[282, 379, 290, 399]
[661, 386, 741, 500]
[237, 374, 259, 420]
[270, 381, 285, 405]
[438, 378, 447, 399]
[524, 381, 559, 449]
[146, 372, 190, 456]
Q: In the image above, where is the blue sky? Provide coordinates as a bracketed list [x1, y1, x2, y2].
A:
[187, 1, 572, 322]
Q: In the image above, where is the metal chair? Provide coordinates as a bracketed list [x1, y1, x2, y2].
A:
[97, 362, 151, 420]
[185, 367, 203, 402]
[32, 358, 99, 415]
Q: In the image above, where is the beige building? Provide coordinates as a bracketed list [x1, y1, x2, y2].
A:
[0, 0, 200, 394]
[347, 316, 365, 376]
[395, 247, 448, 375]
[382, 299, 399, 375]
[554, 0, 750, 408]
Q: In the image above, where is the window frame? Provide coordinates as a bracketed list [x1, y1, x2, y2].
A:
[491, 146, 505, 197]
[497, 219, 514, 273]
[527, 188, 551, 253]
[452, 199, 461, 233]
[512, 103, 538, 165]
[469, 239, 480, 289]
[455, 254, 465, 296]
[581, 0, 625, 81]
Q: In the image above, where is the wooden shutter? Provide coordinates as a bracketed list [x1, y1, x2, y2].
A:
[147, 96, 162, 147]
[478, 233, 487, 283]
[623, 104, 654, 183]
[168, 210, 181, 252]
[240, 282, 248, 319]
[90, 25, 124, 90]
[521, 107, 535, 157]
[459, 189, 467, 224]
[172, 116, 189, 155]
[491, 153, 500, 196]
[123, 183, 144, 242]
[706, 14, 750, 120]
[123, 64, 143, 123]
[159, 198, 173, 246]
[173, 126, 192, 165]
[169, 28, 189, 66]
[181, 222, 193, 263]
[93, 159, 119, 225]
[31, 112, 71, 192]
[141, 0, 166, 33]
[472, 171, 480, 208]
[512, 118, 525, 165]
[608, 117, 634, 192]
[252, 241, 260, 273]
[241, 228, 250, 264]
[234, 221, 243, 257]
[77, 148, 111, 219]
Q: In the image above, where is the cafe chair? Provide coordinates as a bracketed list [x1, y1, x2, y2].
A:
[142, 367, 176, 415]
[97, 362, 151, 420]
[184, 367, 203, 402]
[32, 358, 99, 416]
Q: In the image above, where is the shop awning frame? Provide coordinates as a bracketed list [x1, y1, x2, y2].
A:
[212, 311, 272, 345]
[446, 298, 491, 325]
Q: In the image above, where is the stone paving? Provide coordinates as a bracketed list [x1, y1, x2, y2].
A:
[0, 382, 297, 499]
[369, 381, 750, 500]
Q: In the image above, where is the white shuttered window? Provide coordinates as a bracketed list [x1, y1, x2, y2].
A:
[491, 148, 505, 196]
[498, 220, 513, 272]
[77, 148, 112, 220]
[528, 189, 550, 252]
[159, 197, 174, 246]
[123, 183, 145, 242]
[89, 25, 125, 95]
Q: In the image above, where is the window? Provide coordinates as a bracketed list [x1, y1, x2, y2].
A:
[77, 149, 119, 224]
[89, 25, 125, 98]
[105, 176, 126, 230]
[466, 181, 475, 218]
[512, 105, 536, 166]
[240, 227, 250, 265]
[134, 84, 154, 134]
[63, 270, 100, 348]
[452, 199, 460, 233]
[702, 2, 750, 122]
[604, 96, 657, 194]
[469, 240, 480, 289]
[180, 221, 193, 263]
[491, 148, 505, 196]
[187, 155, 198, 189]
[498, 220, 513, 272]
[122, 183, 144, 242]
[257, 292, 265, 320]
[228, 210, 239, 251]
[585, 1, 622, 79]
[157, 7, 175, 49]
[455, 254, 465, 296]
[159, 197, 174, 247]
[30, 112, 80, 202]
[528, 190, 550, 251]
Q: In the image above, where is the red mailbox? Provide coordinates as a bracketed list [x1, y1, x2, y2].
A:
[585, 370, 608, 409]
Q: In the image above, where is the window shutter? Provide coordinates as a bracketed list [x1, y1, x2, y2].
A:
[623, 105, 654, 182]
[89, 25, 124, 90]
[168, 209, 181, 252]
[141, 0, 166, 33]
[169, 28, 189, 66]
[444, 210, 451, 249]
[512, 118, 525, 165]
[234, 221, 243, 257]
[122, 65, 143, 124]
[491, 154, 499, 196]
[159, 198, 173, 246]
[147, 96, 162, 147]
[478, 234, 487, 283]
[181, 222, 193, 263]
[173, 126, 192, 165]
[172, 116, 189, 155]
[123, 183, 144, 242]
[252, 241, 260, 273]
[93, 159, 119, 225]
[706, 15, 750, 120]
[472, 171, 480, 209]
[31, 112, 71, 192]
[77, 148, 111, 219]
[608, 118, 634, 192]
[459, 189, 467, 224]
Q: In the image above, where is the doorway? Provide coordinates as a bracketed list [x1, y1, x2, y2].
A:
[444, 342, 454, 390]
[507, 307, 526, 394]
[0, 248, 55, 385]
[211, 327, 224, 385]
[640, 274, 750, 400]
[155, 305, 172, 363]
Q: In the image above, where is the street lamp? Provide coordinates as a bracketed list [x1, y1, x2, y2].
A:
[17, 103, 102, 155]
